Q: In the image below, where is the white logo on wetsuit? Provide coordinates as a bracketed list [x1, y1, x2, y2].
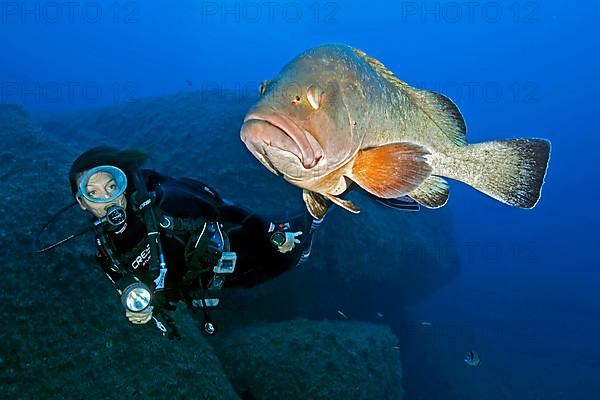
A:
[131, 243, 151, 270]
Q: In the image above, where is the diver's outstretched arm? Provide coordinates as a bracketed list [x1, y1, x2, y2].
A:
[221, 206, 324, 288]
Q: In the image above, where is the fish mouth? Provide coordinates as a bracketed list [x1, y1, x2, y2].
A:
[242, 111, 324, 170]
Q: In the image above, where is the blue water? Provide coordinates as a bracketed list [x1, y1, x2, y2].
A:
[3, 0, 598, 398]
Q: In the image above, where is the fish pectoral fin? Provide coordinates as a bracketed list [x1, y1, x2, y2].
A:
[302, 190, 330, 219]
[350, 142, 432, 198]
[409, 176, 450, 208]
[324, 193, 361, 214]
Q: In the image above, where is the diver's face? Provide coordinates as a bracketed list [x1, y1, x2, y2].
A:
[75, 171, 127, 218]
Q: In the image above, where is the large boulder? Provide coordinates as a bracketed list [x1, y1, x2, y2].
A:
[212, 319, 404, 400]
[0, 104, 239, 400]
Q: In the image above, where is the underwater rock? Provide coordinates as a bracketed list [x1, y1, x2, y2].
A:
[0, 250, 238, 400]
[0, 104, 76, 252]
[1, 105, 239, 400]
[1, 253, 240, 399]
[213, 319, 404, 400]
[2, 246, 239, 399]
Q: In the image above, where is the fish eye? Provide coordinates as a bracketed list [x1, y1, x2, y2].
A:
[259, 80, 269, 96]
[307, 84, 324, 110]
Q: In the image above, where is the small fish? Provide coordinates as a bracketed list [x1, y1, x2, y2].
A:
[337, 310, 348, 319]
[185, 79, 193, 87]
[376, 312, 384, 318]
[391, 346, 401, 350]
[464, 350, 481, 367]
[420, 321, 433, 327]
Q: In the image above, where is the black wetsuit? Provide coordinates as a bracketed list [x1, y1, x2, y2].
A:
[94, 169, 317, 312]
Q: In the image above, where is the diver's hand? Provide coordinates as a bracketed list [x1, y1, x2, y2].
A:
[126, 306, 154, 324]
[278, 231, 302, 253]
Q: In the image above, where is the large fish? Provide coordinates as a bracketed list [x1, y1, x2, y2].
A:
[240, 44, 551, 219]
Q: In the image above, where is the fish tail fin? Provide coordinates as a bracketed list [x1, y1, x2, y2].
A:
[449, 138, 550, 208]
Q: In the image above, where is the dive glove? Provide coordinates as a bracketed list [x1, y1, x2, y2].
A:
[272, 231, 302, 254]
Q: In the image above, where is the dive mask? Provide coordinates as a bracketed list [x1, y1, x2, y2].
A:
[77, 165, 128, 204]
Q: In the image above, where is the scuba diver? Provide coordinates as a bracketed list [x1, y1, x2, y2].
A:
[34, 146, 324, 339]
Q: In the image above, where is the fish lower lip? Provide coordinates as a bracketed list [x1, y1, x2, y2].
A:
[244, 113, 322, 170]
[245, 118, 304, 160]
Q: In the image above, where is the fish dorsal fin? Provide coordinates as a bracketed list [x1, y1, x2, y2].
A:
[352, 47, 467, 146]
[409, 176, 450, 208]
[352, 48, 411, 91]
[410, 89, 467, 146]
[302, 190, 330, 219]
[352, 49, 411, 90]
